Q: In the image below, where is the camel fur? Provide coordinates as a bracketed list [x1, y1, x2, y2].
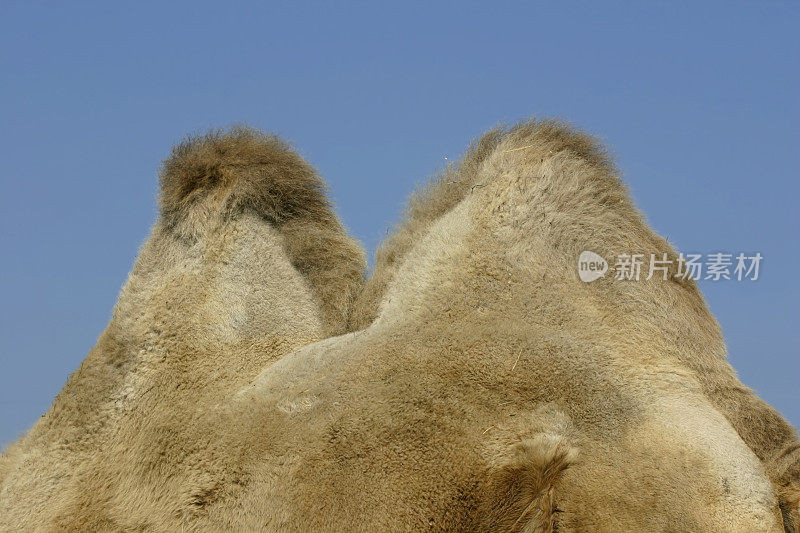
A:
[1, 120, 797, 532]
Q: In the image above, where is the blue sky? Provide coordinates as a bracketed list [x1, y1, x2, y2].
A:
[1, 1, 798, 446]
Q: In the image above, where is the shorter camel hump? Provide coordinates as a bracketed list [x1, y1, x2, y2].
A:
[350, 119, 619, 329]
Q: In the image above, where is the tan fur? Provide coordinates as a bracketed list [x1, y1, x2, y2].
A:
[476, 433, 577, 532]
[1, 120, 797, 531]
[0, 128, 365, 529]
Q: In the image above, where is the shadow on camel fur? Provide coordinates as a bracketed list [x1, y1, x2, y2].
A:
[1, 119, 798, 532]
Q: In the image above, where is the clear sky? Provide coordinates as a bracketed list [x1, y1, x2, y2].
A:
[1, 1, 798, 447]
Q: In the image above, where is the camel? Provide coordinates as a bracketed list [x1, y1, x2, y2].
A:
[0, 120, 797, 531]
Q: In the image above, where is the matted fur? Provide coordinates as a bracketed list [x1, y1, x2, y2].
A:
[1, 120, 797, 531]
[477, 434, 578, 533]
[160, 126, 330, 228]
[161, 127, 366, 335]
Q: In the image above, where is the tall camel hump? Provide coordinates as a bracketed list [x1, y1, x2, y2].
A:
[159, 126, 331, 229]
[160, 126, 366, 335]
[0, 127, 368, 530]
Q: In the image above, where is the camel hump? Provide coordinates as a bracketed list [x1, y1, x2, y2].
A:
[395, 118, 615, 241]
[158, 126, 365, 335]
[158, 126, 333, 229]
[350, 119, 624, 329]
